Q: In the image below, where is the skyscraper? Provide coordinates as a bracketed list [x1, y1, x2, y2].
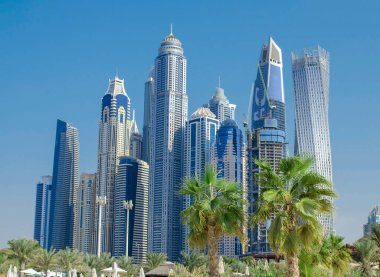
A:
[182, 107, 219, 253]
[292, 47, 334, 234]
[130, 110, 142, 160]
[247, 37, 287, 255]
[212, 119, 246, 257]
[34, 176, 52, 249]
[94, 76, 131, 254]
[142, 72, 154, 163]
[246, 119, 285, 254]
[251, 37, 286, 136]
[363, 205, 380, 236]
[149, 29, 188, 260]
[114, 157, 149, 263]
[75, 173, 96, 253]
[206, 85, 236, 122]
[49, 119, 79, 250]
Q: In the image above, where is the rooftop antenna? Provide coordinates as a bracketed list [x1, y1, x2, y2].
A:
[218, 76, 221, 88]
[170, 23, 173, 35]
[115, 67, 119, 79]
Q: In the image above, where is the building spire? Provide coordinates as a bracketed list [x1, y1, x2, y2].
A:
[132, 108, 135, 122]
[170, 23, 173, 35]
[115, 67, 119, 79]
[218, 76, 221, 88]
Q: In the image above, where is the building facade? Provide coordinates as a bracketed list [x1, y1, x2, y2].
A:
[142, 73, 154, 163]
[212, 119, 246, 257]
[48, 119, 79, 250]
[251, 37, 286, 137]
[246, 119, 286, 254]
[93, 76, 131, 254]
[114, 157, 149, 263]
[149, 30, 188, 260]
[75, 173, 96, 253]
[206, 86, 236, 122]
[130, 110, 142, 160]
[364, 205, 380, 236]
[34, 176, 52, 249]
[182, 107, 219, 253]
[292, 47, 334, 235]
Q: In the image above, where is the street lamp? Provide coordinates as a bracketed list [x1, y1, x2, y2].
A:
[96, 195, 107, 257]
[123, 200, 133, 257]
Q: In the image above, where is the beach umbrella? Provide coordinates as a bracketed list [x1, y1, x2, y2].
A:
[245, 266, 249, 276]
[13, 266, 18, 277]
[46, 270, 51, 277]
[139, 268, 144, 277]
[100, 274, 105, 277]
[7, 265, 13, 277]
[263, 260, 269, 271]
[72, 269, 77, 277]
[91, 269, 97, 277]
[101, 262, 126, 277]
[80, 273, 83, 277]
[20, 269, 39, 275]
[218, 256, 225, 274]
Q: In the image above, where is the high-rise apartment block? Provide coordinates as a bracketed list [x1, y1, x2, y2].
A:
[364, 205, 380, 236]
[212, 119, 246, 257]
[182, 107, 219, 253]
[34, 176, 52, 249]
[48, 119, 79, 250]
[206, 86, 236, 122]
[75, 173, 96, 253]
[114, 157, 149, 263]
[149, 30, 188, 261]
[292, 47, 334, 234]
[94, 76, 131, 254]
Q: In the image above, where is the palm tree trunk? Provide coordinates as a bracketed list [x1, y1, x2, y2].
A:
[287, 253, 299, 277]
[208, 225, 219, 277]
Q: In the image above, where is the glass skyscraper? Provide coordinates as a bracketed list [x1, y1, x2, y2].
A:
[364, 205, 380, 236]
[247, 37, 287, 255]
[130, 110, 142, 160]
[182, 107, 219, 253]
[149, 30, 188, 261]
[93, 76, 131, 254]
[48, 119, 79, 250]
[212, 119, 246, 257]
[251, 37, 286, 136]
[142, 72, 154, 163]
[114, 157, 149, 263]
[247, 119, 286, 254]
[292, 47, 334, 235]
[34, 175, 52, 249]
[75, 173, 95, 254]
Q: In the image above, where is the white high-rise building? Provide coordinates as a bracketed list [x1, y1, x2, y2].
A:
[149, 29, 188, 261]
[206, 86, 236, 123]
[292, 47, 334, 234]
[182, 107, 219, 253]
[93, 76, 131, 254]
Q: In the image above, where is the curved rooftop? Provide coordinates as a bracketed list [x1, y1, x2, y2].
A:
[220, 118, 238, 129]
[191, 107, 216, 119]
[159, 29, 184, 56]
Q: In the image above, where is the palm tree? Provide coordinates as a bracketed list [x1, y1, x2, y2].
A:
[369, 224, 380, 250]
[251, 156, 337, 277]
[180, 165, 246, 277]
[354, 240, 380, 277]
[97, 252, 114, 270]
[144, 253, 166, 271]
[56, 248, 85, 276]
[117, 256, 134, 274]
[5, 239, 40, 274]
[180, 251, 208, 273]
[322, 235, 351, 276]
[32, 247, 57, 274]
[84, 254, 99, 273]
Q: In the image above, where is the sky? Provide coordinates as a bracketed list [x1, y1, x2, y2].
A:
[0, 0, 379, 248]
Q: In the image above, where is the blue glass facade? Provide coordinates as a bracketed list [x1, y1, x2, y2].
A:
[114, 157, 149, 263]
[34, 176, 52, 249]
[214, 119, 244, 257]
[48, 119, 79, 250]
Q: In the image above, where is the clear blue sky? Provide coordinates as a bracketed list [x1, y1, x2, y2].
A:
[0, 0, 379, 248]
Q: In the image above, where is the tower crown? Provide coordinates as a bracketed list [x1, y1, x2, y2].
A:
[106, 76, 127, 96]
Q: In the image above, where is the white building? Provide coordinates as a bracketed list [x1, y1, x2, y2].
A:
[292, 47, 334, 235]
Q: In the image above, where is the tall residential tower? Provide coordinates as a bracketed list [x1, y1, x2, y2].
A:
[34, 176, 52, 249]
[48, 119, 79, 250]
[149, 30, 188, 260]
[94, 76, 131, 254]
[292, 47, 334, 234]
